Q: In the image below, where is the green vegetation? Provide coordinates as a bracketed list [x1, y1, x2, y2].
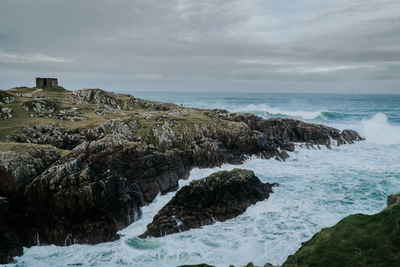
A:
[0, 142, 69, 155]
[282, 200, 400, 267]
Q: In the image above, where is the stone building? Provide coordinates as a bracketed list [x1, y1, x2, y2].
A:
[36, 77, 58, 89]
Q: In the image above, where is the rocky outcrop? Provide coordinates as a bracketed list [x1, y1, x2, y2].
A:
[215, 111, 364, 147]
[0, 87, 364, 263]
[0, 146, 61, 196]
[22, 99, 59, 117]
[0, 91, 15, 105]
[9, 123, 87, 150]
[0, 107, 12, 120]
[0, 146, 62, 263]
[141, 169, 277, 237]
[72, 89, 122, 108]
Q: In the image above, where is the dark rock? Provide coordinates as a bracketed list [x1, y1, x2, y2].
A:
[0, 146, 61, 196]
[215, 112, 363, 147]
[140, 169, 277, 237]
[0, 89, 364, 263]
[0, 197, 23, 264]
[387, 193, 400, 207]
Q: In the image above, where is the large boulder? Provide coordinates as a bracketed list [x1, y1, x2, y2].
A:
[141, 169, 277, 237]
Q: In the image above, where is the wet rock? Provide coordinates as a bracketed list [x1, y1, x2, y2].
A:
[141, 169, 277, 237]
[0, 146, 61, 264]
[215, 112, 363, 147]
[0, 87, 364, 263]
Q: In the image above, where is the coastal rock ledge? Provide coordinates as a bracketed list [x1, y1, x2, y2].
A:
[141, 169, 277, 238]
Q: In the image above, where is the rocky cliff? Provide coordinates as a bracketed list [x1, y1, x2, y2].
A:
[0, 86, 363, 263]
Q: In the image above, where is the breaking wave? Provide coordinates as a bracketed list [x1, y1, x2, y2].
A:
[237, 104, 325, 120]
[357, 113, 400, 145]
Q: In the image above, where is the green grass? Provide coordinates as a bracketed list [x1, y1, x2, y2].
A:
[282, 201, 400, 267]
[0, 142, 69, 155]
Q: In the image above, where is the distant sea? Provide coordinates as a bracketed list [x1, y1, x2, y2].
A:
[11, 92, 400, 267]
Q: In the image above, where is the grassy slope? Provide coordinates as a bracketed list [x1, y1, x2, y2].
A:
[0, 87, 219, 151]
[0, 88, 132, 139]
[282, 200, 400, 267]
[0, 142, 69, 156]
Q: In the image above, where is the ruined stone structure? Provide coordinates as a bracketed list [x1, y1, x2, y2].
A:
[35, 78, 58, 89]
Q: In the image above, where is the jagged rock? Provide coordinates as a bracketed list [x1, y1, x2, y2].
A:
[0, 91, 15, 105]
[9, 123, 87, 150]
[22, 99, 59, 117]
[0, 87, 364, 263]
[0, 146, 61, 263]
[215, 112, 363, 147]
[0, 107, 12, 120]
[73, 89, 122, 108]
[124, 97, 175, 111]
[0, 146, 61, 196]
[141, 169, 277, 237]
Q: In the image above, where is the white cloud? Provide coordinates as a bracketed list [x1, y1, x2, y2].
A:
[0, 52, 73, 64]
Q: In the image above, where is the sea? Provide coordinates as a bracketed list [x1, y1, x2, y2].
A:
[8, 92, 400, 267]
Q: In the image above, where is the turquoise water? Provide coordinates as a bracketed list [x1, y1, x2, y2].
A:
[9, 92, 400, 267]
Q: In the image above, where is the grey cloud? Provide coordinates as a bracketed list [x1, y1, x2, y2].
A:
[0, 0, 399, 93]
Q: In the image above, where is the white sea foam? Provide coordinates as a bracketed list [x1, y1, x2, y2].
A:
[356, 113, 400, 145]
[8, 96, 400, 267]
[11, 143, 400, 267]
[236, 103, 325, 120]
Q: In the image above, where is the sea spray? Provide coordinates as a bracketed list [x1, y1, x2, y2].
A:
[11, 93, 400, 267]
[357, 113, 400, 145]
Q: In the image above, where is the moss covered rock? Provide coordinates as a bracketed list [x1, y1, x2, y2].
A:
[282, 195, 400, 267]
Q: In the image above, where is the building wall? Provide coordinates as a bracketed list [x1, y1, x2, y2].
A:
[36, 78, 58, 88]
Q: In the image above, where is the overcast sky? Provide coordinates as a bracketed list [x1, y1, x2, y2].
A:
[1, 0, 400, 93]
